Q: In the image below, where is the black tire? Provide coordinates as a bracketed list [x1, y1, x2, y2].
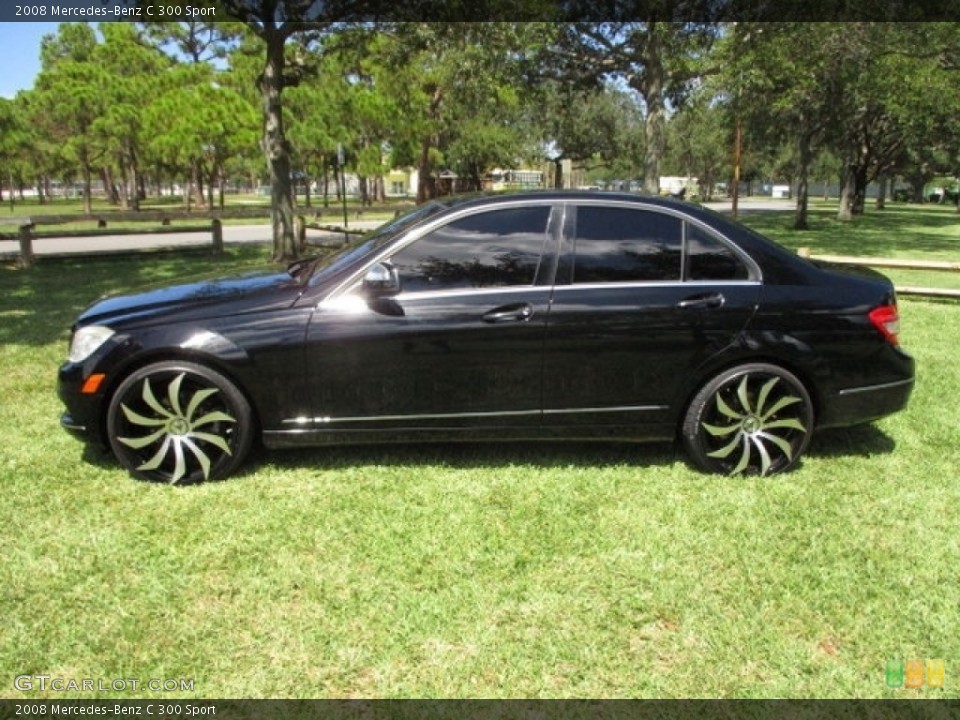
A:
[106, 361, 254, 484]
[682, 363, 814, 476]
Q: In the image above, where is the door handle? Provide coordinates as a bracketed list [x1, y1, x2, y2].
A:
[677, 292, 725, 310]
[482, 302, 534, 323]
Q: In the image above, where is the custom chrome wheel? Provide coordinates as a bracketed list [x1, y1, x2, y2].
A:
[107, 361, 253, 484]
[682, 364, 814, 476]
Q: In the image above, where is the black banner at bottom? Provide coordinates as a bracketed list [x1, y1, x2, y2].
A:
[2, 700, 960, 720]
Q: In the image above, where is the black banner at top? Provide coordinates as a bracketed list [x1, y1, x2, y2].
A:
[1, 0, 958, 23]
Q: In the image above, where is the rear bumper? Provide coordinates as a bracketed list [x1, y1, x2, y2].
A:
[819, 376, 915, 428]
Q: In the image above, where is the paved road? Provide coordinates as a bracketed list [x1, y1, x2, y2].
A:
[1, 199, 795, 258]
[704, 198, 795, 213]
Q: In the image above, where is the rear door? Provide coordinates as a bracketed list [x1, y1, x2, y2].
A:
[541, 201, 761, 436]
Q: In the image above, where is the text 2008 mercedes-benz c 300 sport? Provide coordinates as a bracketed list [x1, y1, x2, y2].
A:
[58, 191, 915, 483]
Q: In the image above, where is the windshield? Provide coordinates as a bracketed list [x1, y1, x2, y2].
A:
[306, 200, 449, 286]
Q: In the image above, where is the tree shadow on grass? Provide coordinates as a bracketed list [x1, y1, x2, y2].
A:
[0, 246, 275, 347]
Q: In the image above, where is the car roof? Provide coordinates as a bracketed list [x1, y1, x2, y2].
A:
[440, 189, 686, 209]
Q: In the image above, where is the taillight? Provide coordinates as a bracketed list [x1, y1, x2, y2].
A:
[869, 305, 900, 346]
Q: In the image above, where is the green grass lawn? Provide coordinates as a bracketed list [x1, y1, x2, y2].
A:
[739, 201, 960, 293]
[1, 207, 958, 699]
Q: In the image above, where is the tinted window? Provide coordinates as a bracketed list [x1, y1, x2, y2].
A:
[574, 207, 682, 283]
[389, 206, 550, 292]
[686, 223, 749, 281]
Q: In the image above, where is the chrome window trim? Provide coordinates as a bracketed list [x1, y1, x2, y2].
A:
[561, 199, 763, 284]
[550, 280, 761, 293]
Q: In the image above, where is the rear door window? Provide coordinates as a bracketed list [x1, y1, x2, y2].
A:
[572, 206, 683, 283]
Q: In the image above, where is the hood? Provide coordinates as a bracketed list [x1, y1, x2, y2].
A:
[76, 267, 304, 327]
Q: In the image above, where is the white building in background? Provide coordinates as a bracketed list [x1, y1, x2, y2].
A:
[659, 176, 697, 196]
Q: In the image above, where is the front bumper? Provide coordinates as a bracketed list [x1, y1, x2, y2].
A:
[60, 412, 88, 437]
[57, 361, 107, 447]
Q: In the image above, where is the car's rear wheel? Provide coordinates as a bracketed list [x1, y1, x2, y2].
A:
[107, 361, 253, 484]
[682, 363, 814, 476]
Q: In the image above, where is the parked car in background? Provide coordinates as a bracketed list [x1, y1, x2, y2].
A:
[58, 191, 914, 483]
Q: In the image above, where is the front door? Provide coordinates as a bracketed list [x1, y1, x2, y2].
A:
[302, 203, 558, 437]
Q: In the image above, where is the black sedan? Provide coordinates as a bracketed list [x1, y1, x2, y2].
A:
[58, 191, 915, 483]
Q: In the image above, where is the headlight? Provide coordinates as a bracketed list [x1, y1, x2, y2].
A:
[68, 325, 115, 363]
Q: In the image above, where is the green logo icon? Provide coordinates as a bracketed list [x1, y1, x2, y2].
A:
[886, 658, 905, 688]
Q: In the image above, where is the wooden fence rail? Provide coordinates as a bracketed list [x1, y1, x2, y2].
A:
[1, 216, 226, 268]
[2, 212, 366, 268]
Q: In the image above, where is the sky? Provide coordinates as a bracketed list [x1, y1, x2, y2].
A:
[0, 22, 60, 98]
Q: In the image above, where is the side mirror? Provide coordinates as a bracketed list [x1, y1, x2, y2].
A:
[362, 262, 401, 297]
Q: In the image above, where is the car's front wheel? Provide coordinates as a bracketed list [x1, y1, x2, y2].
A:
[682, 363, 814, 476]
[106, 361, 254, 484]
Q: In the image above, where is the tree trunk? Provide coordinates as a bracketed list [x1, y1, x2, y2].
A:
[81, 164, 93, 215]
[638, 29, 665, 195]
[793, 132, 813, 231]
[876, 173, 887, 210]
[417, 134, 436, 203]
[851, 166, 868, 215]
[127, 148, 141, 212]
[359, 176, 369, 206]
[322, 157, 330, 208]
[838, 167, 856, 221]
[190, 161, 205, 208]
[117, 162, 130, 210]
[700, 168, 713, 202]
[416, 86, 443, 204]
[259, 29, 297, 262]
